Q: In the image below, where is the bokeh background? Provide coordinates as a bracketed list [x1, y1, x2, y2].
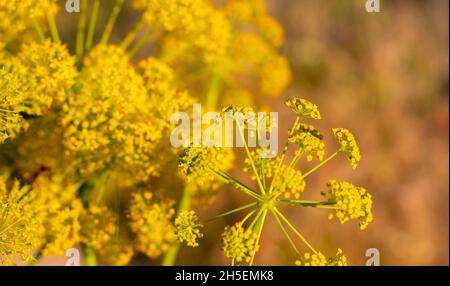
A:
[40, 0, 448, 266]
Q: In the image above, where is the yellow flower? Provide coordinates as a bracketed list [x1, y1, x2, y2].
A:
[244, 153, 306, 199]
[178, 146, 234, 180]
[97, 235, 134, 266]
[256, 15, 285, 48]
[0, 176, 44, 265]
[295, 248, 347, 266]
[128, 191, 176, 259]
[289, 124, 325, 161]
[260, 54, 292, 97]
[323, 180, 373, 230]
[223, 0, 267, 24]
[332, 128, 361, 169]
[133, 0, 231, 63]
[221, 223, 259, 264]
[0, 63, 28, 143]
[175, 210, 203, 247]
[80, 203, 116, 251]
[32, 173, 82, 257]
[17, 40, 77, 115]
[0, 0, 57, 43]
[285, 98, 321, 120]
[62, 45, 163, 181]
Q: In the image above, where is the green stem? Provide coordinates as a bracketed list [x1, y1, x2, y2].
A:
[100, 0, 125, 45]
[32, 19, 46, 43]
[210, 169, 262, 200]
[271, 208, 299, 254]
[47, 13, 60, 43]
[83, 245, 97, 266]
[128, 24, 159, 57]
[301, 150, 340, 179]
[76, 0, 87, 59]
[249, 209, 267, 265]
[277, 200, 337, 208]
[161, 184, 192, 266]
[274, 207, 317, 254]
[202, 202, 257, 224]
[236, 121, 266, 195]
[120, 17, 146, 50]
[85, 0, 101, 51]
[205, 70, 222, 110]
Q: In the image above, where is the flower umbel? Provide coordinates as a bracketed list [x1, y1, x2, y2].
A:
[177, 97, 371, 265]
[175, 210, 203, 247]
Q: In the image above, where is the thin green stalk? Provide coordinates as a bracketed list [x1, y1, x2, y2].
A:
[128, 24, 159, 57]
[85, 0, 101, 51]
[32, 19, 46, 43]
[120, 17, 146, 50]
[236, 121, 266, 195]
[205, 70, 222, 110]
[202, 202, 257, 224]
[47, 13, 60, 42]
[271, 208, 299, 254]
[100, 0, 125, 45]
[241, 210, 256, 225]
[161, 184, 192, 266]
[268, 117, 300, 194]
[76, 0, 87, 59]
[301, 150, 340, 180]
[210, 169, 262, 200]
[277, 200, 337, 208]
[249, 209, 268, 265]
[274, 207, 317, 254]
[83, 245, 97, 266]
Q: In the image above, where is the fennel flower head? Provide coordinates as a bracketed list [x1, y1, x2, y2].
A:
[175, 210, 204, 247]
[62, 45, 162, 180]
[0, 0, 57, 42]
[0, 63, 28, 143]
[221, 223, 259, 264]
[0, 177, 44, 265]
[323, 180, 373, 230]
[128, 191, 177, 259]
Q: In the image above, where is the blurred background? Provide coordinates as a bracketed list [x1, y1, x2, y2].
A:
[189, 0, 449, 266]
[40, 0, 448, 266]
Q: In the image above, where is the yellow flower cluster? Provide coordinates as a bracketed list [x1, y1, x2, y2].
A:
[0, 176, 43, 265]
[138, 57, 195, 129]
[179, 145, 234, 182]
[270, 164, 306, 199]
[224, 0, 284, 48]
[244, 152, 306, 199]
[128, 191, 176, 259]
[133, 0, 231, 62]
[0, 0, 57, 43]
[333, 128, 361, 169]
[295, 249, 347, 266]
[32, 173, 82, 257]
[289, 124, 325, 161]
[175, 210, 203, 247]
[285, 98, 321, 120]
[221, 223, 259, 264]
[80, 203, 116, 251]
[0, 64, 27, 143]
[16, 41, 77, 115]
[323, 180, 373, 230]
[62, 45, 162, 180]
[230, 32, 291, 98]
[97, 237, 134, 266]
